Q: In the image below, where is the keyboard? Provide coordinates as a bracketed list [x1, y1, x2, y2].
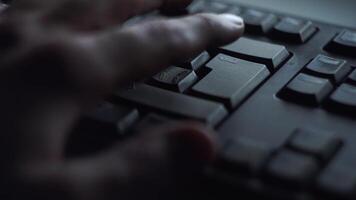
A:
[70, 0, 356, 199]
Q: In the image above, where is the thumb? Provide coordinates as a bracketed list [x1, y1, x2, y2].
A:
[65, 122, 216, 200]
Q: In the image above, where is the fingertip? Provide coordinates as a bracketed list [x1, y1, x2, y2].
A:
[218, 13, 245, 37]
[220, 13, 244, 25]
[194, 13, 244, 45]
[167, 122, 217, 163]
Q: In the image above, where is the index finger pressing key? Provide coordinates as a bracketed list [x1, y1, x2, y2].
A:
[93, 13, 244, 86]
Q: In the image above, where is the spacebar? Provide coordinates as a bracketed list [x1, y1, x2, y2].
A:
[115, 84, 228, 127]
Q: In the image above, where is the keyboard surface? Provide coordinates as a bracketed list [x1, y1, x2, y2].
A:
[74, 1, 356, 199]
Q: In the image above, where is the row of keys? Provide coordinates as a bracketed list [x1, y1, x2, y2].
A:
[116, 84, 228, 127]
[101, 37, 289, 128]
[242, 10, 317, 43]
[279, 55, 354, 106]
[218, 128, 342, 188]
[189, 1, 356, 58]
[71, 104, 179, 157]
[282, 74, 356, 115]
[76, 102, 180, 138]
[188, 0, 318, 43]
[152, 35, 289, 75]
[120, 53, 269, 121]
[147, 37, 289, 110]
[279, 54, 356, 117]
[75, 104, 350, 198]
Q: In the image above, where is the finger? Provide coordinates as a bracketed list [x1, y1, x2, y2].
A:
[96, 13, 244, 84]
[2, 13, 244, 96]
[63, 122, 216, 200]
[13, 0, 193, 30]
[2, 13, 243, 162]
[12, 0, 192, 13]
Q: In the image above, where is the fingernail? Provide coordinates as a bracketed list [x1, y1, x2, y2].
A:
[220, 14, 244, 27]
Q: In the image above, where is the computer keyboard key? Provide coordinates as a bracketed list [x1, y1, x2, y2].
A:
[328, 84, 356, 114]
[220, 37, 290, 71]
[116, 84, 228, 127]
[327, 29, 356, 56]
[266, 150, 319, 185]
[318, 165, 356, 198]
[288, 129, 342, 162]
[226, 6, 242, 15]
[151, 66, 198, 92]
[280, 73, 333, 106]
[83, 103, 139, 136]
[305, 55, 349, 83]
[192, 54, 270, 109]
[188, 0, 229, 13]
[183, 51, 210, 71]
[68, 103, 139, 156]
[219, 137, 272, 174]
[272, 17, 317, 43]
[346, 69, 356, 85]
[135, 113, 171, 131]
[241, 9, 278, 34]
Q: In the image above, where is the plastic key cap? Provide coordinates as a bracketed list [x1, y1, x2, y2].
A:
[328, 84, 356, 114]
[241, 9, 278, 34]
[188, 1, 229, 13]
[151, 66, 198, 92]
[219, 137, 272, 174]
[272, 17, 317, 43]
[115, 84, 228, 127]
[280, 73, 333, 106]
[318, 164, 356, 198]
[192, 54, 270, 109]
[183, 51, 210, 71]
[288, 129, 342, 161]
[81, 103, 139, 136]
[220, 37, 290, 71]
[266, 150, 319, 185]
[305, 55, 349, 83]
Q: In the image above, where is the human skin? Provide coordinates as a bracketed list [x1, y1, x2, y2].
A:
[0, 0, 244, 199]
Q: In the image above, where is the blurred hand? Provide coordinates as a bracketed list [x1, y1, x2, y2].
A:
[0, 0, 244, 199]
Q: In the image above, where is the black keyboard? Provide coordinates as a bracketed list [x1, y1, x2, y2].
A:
[71, 1, 356, 199]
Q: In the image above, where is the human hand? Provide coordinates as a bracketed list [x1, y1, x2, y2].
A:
[0, 0, 244, 199]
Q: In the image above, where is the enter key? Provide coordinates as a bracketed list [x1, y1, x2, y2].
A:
[192, 54, 270, 109]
